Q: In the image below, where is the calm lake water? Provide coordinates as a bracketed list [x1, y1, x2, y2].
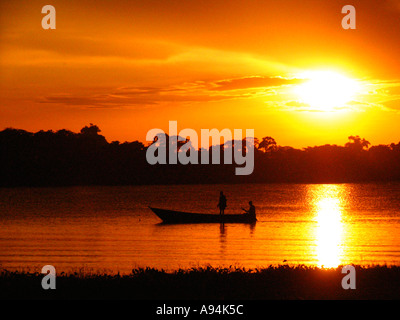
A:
[1, 183, 400, 274]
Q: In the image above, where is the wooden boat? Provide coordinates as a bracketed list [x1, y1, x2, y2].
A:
[149, 207, 257, 224]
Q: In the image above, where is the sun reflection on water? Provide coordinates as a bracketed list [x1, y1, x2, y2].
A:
[311, 185, 345, 268]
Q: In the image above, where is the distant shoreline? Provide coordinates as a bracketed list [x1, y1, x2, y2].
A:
[1, 265, 400, 300]
[3, 126, 400, 187]
[1, 180, 400, 190]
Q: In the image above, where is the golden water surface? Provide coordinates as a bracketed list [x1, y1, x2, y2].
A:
[1, 183, 400, 273]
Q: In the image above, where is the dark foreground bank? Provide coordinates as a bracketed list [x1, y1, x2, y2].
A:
[1, 265, 399, 300]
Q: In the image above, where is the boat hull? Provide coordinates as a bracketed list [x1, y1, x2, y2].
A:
[149, 207, 257, 224]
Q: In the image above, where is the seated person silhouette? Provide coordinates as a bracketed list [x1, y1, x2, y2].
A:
[242, 201, 256, 217]
[217, 191, 227, 215]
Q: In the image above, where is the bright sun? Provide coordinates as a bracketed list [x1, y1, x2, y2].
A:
[294, 70, 360, 111]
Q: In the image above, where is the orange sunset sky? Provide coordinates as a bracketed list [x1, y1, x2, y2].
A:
[1, 0, 400, 148]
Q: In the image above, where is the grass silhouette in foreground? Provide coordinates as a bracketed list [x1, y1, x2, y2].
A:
[1, 265, 399, 299]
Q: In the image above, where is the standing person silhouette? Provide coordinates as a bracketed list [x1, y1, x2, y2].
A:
[217, 191, 227, 215]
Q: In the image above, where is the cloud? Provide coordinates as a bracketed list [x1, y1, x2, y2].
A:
[352, 79, 400, 112]
[38, 83, 241, 108]
[38, 94, 153, 108]
[38, 74, 400, 114]
[285, 101, 310, 108]
[211, 76, 305, 91]
[1, 31, 182, 62]
[38, 75, 304, 108]
[380, 99, 400, 111]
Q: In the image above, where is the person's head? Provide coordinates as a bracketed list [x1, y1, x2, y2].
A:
[249, 201, 253, 205]
[220, 191, 223, 195]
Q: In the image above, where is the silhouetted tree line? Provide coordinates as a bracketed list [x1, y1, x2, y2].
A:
[1, 125, 400, 187]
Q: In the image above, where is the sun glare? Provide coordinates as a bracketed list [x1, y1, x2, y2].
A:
[315, 197, 343, 267]
[310, 185, 346, 268]
[294, 70, 360, 111]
